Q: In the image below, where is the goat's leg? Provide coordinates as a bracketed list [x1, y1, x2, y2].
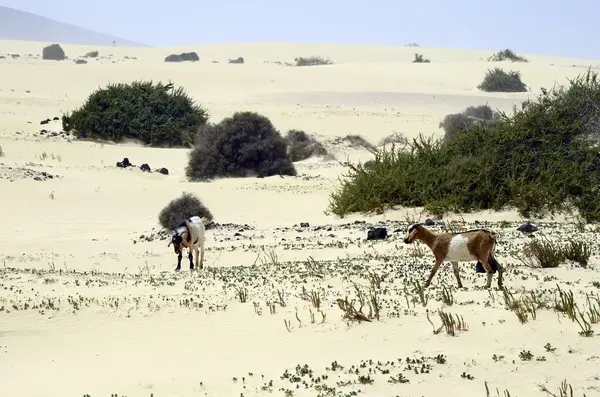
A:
[478, 258, 493, 288]
[199, 239, 204, 269]
[492, 256, 504, 289]
[188, 249, 194, 270]
[175, 252, 183, 272]
[194, 246, 200, 269]
[451, 261, 463, 288]
[424, 258, 444, 288]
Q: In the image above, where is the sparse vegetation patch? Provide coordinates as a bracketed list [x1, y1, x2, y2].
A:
[488, 49, 528, 62]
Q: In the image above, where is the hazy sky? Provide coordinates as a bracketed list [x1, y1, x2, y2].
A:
[3, 0, 598, 58]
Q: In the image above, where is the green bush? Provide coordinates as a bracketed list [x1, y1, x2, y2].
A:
[158, 192, 213, 230]
[488, 49, 528, 62]
[186, 111, 296, 181]
[439, 104, 501, 141]
[62, 81, 209, 147]
[284, 129, 328, 162]
[328, 70, 600, 222]
[413, 53, 430, 63]
[478, 68, 528, 92]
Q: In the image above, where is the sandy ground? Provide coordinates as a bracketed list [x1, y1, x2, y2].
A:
[1, 40, 600, 397]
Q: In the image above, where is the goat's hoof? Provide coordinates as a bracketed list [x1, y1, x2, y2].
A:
[175, 267, 181, 272]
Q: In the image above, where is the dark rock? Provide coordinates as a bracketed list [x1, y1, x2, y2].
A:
[300, 222, 310, 228]
[517, 221, 538, 233]
[424, 218, 436, 226]
[53, 117, 59, 120]
[42, 44, 66, 61]
[40, 119, 50, 125]
[74, 59, 87, 64]
[157, 167, 169, 175]
[367, 227, 388, 240]
[228, 57, 244, 64]
[140, 163, 151, 172]
[116, 157, 132, 168]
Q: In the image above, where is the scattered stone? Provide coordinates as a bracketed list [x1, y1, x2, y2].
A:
[424, 218, 436, 226]
[228, 57, 244, 64]
[74, 59, 87, 64]
[40, 119, 50, 125]
[116, 157, 132, 168]
[300, 222, 310, 228]
[517, 221, 538, 234]
[157, 167, 169, 175]
[367, 227, 388, 240]
[140, 163, 151, 172]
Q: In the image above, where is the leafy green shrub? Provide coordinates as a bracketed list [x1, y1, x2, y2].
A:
[158, 192, 213, 230]
[478, 68, 528, 92]
[488, 49, 528, 62]
[186, 111, 296, 181]
[439, 104, 501, 141]
[62, 81, 209, 147]
[294, 56, 333, 66]
[284, 130, 328, 162]
[328, 70, 600, 222]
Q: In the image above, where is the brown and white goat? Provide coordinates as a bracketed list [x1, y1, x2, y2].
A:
[168, 216, 209, 272]
[403, 223, 503, 289]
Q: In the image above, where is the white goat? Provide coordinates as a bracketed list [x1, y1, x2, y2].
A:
[167, 216, 210, 271]
[403, 223, 504, 289]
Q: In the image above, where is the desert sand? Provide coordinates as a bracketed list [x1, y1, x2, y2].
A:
[1, 40, 600, 397]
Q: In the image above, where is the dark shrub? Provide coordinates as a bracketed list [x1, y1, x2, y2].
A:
[165, 54, 183, 62]
[229, 57, 244, 64]
[74, 59, 87, 64]
[180, 52, 199, 61]
[61, 81, 209, 147]
[42, 44, 65, 60]
[158, 192, 213, 230]
[488, 49, 528, 62]
[379, 132, 409, 148]
[186, 111, 296, 181]
[165, 52, 199, 62]
[440, 104, 501, 141]
[85, 51, 99, 58]
[294, 56, 333, 66]
[284, 130, 328, 162]
[413, 53, 430, 63]
[478, 68, 528, 92]
[328, 70, 600, 222]
[331, 134, 377, 154]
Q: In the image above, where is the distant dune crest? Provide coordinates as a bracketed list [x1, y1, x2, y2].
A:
[0, 5, 148, 47]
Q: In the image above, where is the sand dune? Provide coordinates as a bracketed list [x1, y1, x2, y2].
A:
[1, 40, 600, 397]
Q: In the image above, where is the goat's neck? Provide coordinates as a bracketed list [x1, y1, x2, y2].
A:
[417, 229, 438, 249]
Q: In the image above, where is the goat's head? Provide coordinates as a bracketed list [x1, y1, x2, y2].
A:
[403, 223, 423, 244]
[168, 233, 184, 254]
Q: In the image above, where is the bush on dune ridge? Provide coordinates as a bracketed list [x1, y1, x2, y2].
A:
[328, 70, 600, 222]
[62, 81, 209, 147]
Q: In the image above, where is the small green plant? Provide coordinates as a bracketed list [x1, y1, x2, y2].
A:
[563, 239, 592, 267]
[519, 350, 534, 361]
[441, 285, 455, 306]
[235, 286, 248, 303]
[554, 285, 577, 321]
[519, 237, 564, 268]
